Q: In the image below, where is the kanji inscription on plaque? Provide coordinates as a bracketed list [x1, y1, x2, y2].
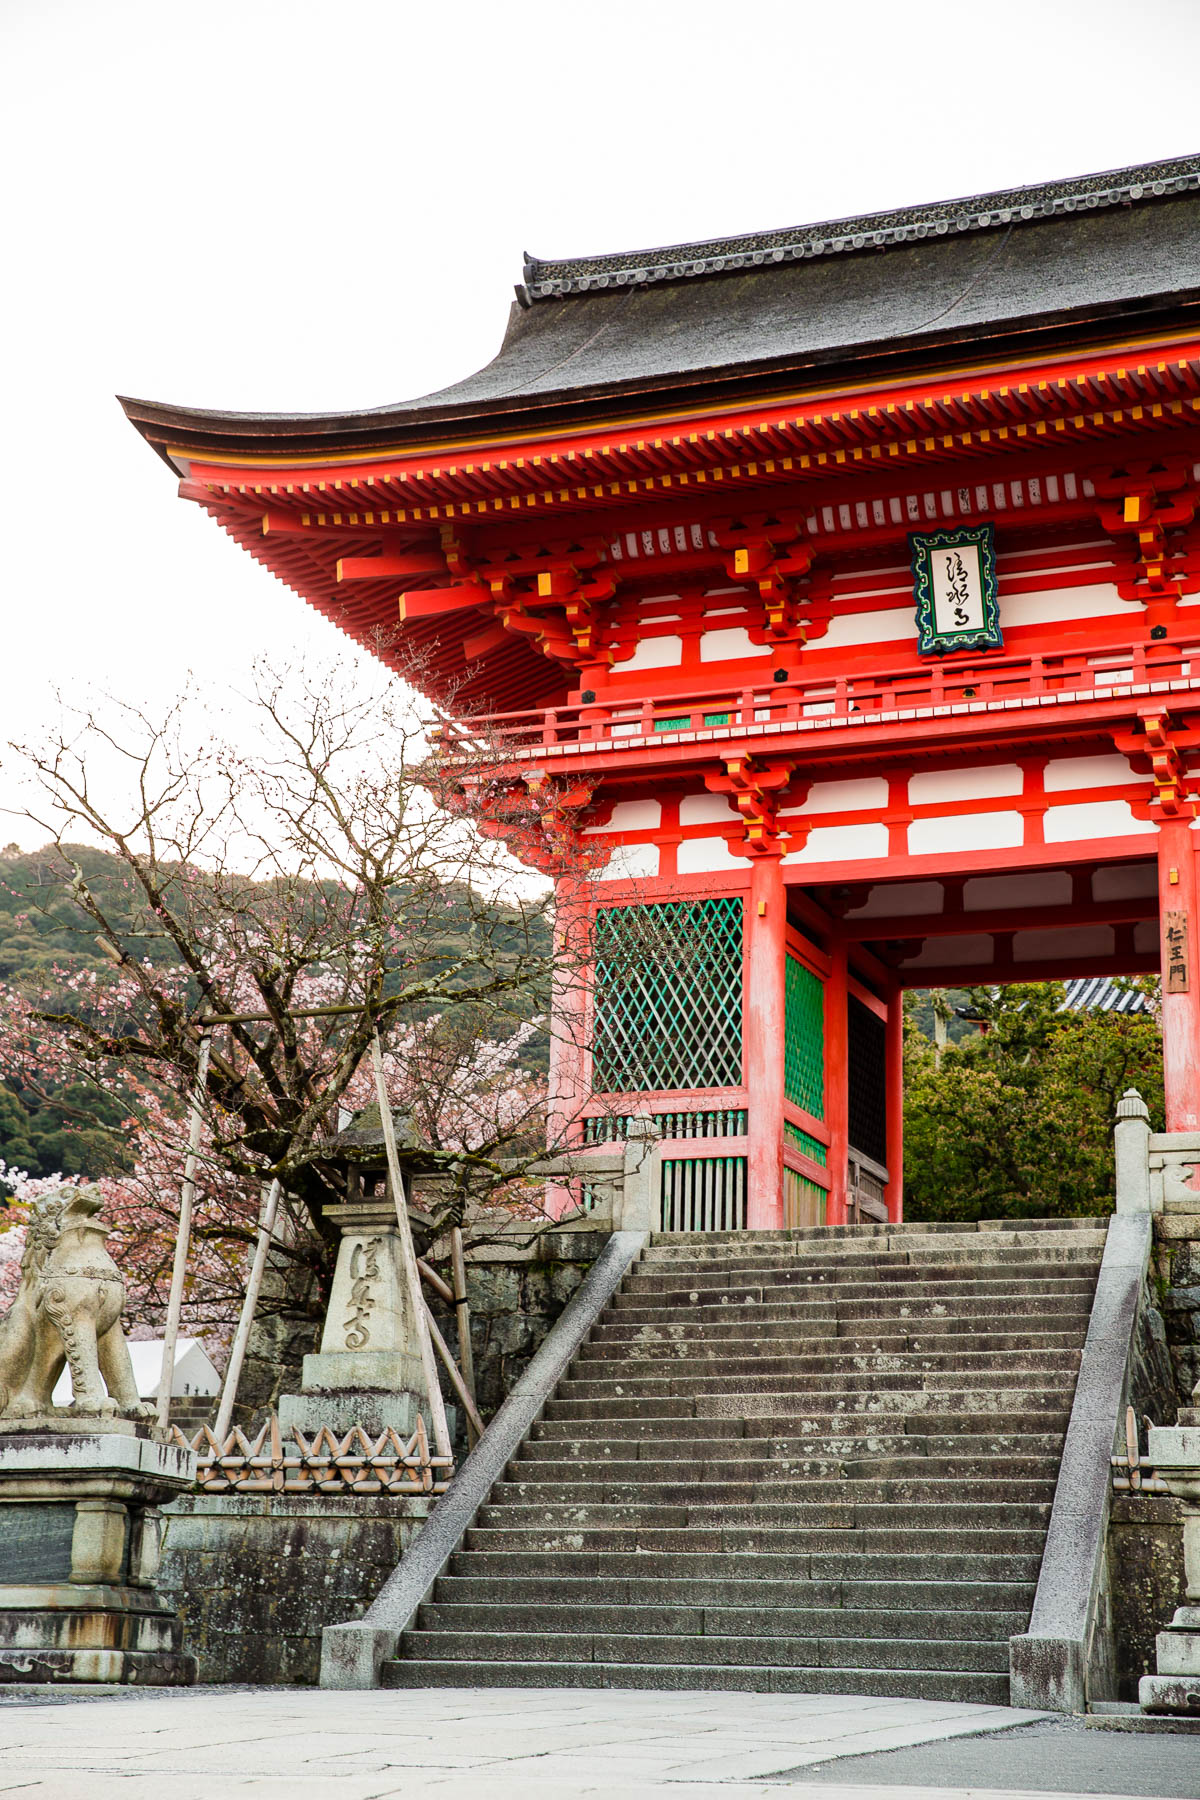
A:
[1165, 910, 1190, 993]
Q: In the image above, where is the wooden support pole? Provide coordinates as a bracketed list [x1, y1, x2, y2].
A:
[1158, 820, 1200, 1130]
[371, 1033, 453, 1460]
[423, 1303, 486, 1441]
[745, 856, 786, 1229]
[884, 982, 905, 1224]
[213, 1177, 282, 1441]
[825, 942, 850, 1227]
[418, 1259, 454, 1304]
[156, 1033, 212, 1428]
[451, 1227, 478, 1448]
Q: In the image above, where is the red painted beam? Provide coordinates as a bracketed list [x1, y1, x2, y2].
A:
[337, 552, 445, 581]
[397, 582, 488, 621]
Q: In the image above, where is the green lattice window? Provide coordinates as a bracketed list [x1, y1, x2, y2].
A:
[591, 897, 743, 1093]
[784, 955, 825, 1116]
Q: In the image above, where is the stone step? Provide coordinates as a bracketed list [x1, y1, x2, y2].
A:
[561, 1356, 1082, 1392]
[503, 1456, 1060, 1488]
[607, 1291, 1093, 1320]
[643, 1219, 1103, 1247]
[623, 1251, 1103, 1290]
[379, 1656, 1013, 1703]
[573, 1344, 1082, 1371]
[622, 1266, 1101, 1296]
[646, 1217, 1103, 1246]
[463, 1524, 1049, 1558]
[518, 1430, 1068, 1462]
[394, 1628, 1011, 1674]
[417, 1600, 1032, 1639]
[586, 1325, 1089, 1353]
[433, 1572, 1038, 1611]
[478, 1486, 1055, 1524]
[533, 1408, 1069, 1441]
[636, 1239, 1103, 1268]
[543, 1382, 1072, 1411]
[629, 1267, 1108, 1296]
[449, 1546, 1045, 1581]
[597, 1317, 1093, 1346]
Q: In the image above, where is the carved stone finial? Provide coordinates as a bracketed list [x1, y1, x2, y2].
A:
[0, 1184, 155, 1425]
[1117, 1087, 1151, 1121]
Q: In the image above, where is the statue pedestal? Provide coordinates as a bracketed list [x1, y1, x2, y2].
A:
[0, 1425, 197, 1685]
[278, 1201, 428, 1439]
[1140, 1420, 1200, 1715]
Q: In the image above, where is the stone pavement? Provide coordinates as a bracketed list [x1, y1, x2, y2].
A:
[780, 1715, 1200, 1796]
[0, 1684, 1154, 1799]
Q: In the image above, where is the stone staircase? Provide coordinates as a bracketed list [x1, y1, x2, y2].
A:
[383, 1218, 1106, 1699]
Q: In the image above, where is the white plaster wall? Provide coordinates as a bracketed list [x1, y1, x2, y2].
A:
[1001, 582, 1134, 629]
[909, 811, 1024, 854]
[1044, 801, 1156, 842]
[590, 843, 661, 881]
[1043, 754, 1141, 791]
[909, 764, 1023, 805]
[698, 627, 772, 661]
[784, 777, 890, 816]
[783, 822, 890, 864]
[1134, 919, 1160, 953]
[610, 635, 683, 672]
[676, 836, 745, 873]
[679, 792, 739, 826]
[817, 606, 914, 649]
[582, 799, 662, 834]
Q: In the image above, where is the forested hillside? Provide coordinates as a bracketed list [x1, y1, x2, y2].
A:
[0, 844, 551, 1189]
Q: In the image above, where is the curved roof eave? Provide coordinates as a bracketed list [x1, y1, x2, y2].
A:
[120, 175, 1200, 466]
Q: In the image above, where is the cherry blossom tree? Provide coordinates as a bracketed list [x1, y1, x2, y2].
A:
[1, 655, 594, 1346]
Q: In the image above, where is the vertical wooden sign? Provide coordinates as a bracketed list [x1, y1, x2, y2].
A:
[1165, 910, 1190, 993]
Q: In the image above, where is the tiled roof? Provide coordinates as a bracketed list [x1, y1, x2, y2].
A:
[1059, 977, 1152, 1015]
[521, 154, 1200, 301]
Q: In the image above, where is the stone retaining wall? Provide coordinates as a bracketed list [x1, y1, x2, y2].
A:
[159, 1493, 431, 1685]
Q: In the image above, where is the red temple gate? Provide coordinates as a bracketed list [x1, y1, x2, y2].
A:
[123, 153, 1200, 1228]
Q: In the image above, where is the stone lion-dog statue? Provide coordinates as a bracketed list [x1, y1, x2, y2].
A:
[0, 1185, 155, 1421]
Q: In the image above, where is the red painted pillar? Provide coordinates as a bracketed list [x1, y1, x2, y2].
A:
[546, 875, 591, 1217]
[825, 939, 849, 1225]
[745, 855, 785, 1229]
[884, 980, 904, 1223]
[1158, 820, 1200, 1130]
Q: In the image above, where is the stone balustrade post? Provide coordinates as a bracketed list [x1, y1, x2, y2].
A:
[617, 1116, 662, 1233]
[1114, 1087, 1152, 1214]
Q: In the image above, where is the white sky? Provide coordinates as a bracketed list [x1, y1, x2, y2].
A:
[4, 0, 1200, 847]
